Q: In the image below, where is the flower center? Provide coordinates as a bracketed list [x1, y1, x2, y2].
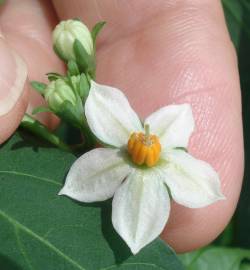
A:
[127, 124, 161, 167]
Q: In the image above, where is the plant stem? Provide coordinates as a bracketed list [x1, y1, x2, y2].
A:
[20, 114, 71, 152]
[79, 123, 96, 151]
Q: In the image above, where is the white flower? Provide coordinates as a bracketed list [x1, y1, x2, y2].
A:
[59, 81, 225, 254]
[53, 20, 93, 61]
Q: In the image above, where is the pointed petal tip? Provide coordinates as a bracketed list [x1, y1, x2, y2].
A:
[214, 188, 226, 202]
[218, 193, 226, 201]
[200, 192, 227, 207]
[126, 240, 142, 255]
[175, 103, 193, 113]
[130, 246, 140, 255]
[112, 170, 170, 257]
[58, 188, 65, 196]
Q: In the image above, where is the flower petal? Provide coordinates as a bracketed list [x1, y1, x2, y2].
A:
[160, 149, 225, 208]
[144, 104, 194, 150]
[85, 81, 143, 147]
[112, 169, 170, 254]
[59, 148, 131, 202]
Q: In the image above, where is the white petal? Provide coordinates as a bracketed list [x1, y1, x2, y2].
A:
[144, 104, 194, 150]
[59, 148, 131, 202]
[160, 149, 225, 208]
[85, 81, 143, 147]
[112, 169, 170, 254]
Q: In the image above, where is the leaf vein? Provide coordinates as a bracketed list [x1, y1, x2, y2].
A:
[100, 262, 166, 270]
[14, 226, 35, 270]
[0, 209, 85, 270]
[0, 170, 60, 186]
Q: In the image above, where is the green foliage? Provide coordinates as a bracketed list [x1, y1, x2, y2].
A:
[0, 134, 184, 270]
[179, 246, 250, 270]
[32, 106, 52, 115]
[46, 72, 62, 82]
[20, 114, 70, 152]
[30, 81, 46, 95]
[91, 21, 106, 45]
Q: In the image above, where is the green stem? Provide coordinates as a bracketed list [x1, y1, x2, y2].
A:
[20, 114, 71, 152]
[79, 123, 96, 151]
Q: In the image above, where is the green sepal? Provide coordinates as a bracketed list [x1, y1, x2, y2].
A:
[32, 106, 52, 115]
[20, 114, 71, 152]
[53, 44, 67, 62]
[54, 96, 95, 149]
[30, 81, 46, 95]
[64, 74, 79, 97]
[56, 100, 84, 130]
[164, 184, 173, 200]
[46, 72, 62, 81]
[73, 39, 95, 77]
[73, 17, 81, 22]
[67, 60, 80, 76]
[91, 21, 106, 45]
[79, 73, 90, 100]
[175, 147, 188, 152]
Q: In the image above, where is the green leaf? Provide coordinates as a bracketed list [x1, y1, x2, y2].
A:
[242, 264, 250, 270]
[46, 72, 62, 81]
[222, 0, 250, 85]
[213, 218, 234, 246]
[30, 81, 47, 95]
[46, 72, 61, 78]
[67, 60, 80, 76]
[0, 133, 184, 270]
[91, 21, 106, 45]
[179, 246, 250, 270]
[32, 106, 52, 115]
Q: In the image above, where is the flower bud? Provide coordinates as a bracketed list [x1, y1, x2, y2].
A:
[53, 20, 94, 61]
[44, 78, 77, 111]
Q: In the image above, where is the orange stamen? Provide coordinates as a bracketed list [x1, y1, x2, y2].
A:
[127, 127, 161, 167]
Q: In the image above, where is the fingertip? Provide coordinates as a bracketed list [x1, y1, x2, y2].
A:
[0, 81, 29, 144]
[0, 43, 29, 144]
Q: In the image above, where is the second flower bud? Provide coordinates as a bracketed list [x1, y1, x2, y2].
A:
[44, 78, 77, 111]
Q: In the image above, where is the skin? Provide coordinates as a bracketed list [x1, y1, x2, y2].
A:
[0, 0, 244, 253]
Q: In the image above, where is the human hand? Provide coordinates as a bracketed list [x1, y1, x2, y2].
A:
[0, 0, 62, 143]
[0, 0, 243, 253]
